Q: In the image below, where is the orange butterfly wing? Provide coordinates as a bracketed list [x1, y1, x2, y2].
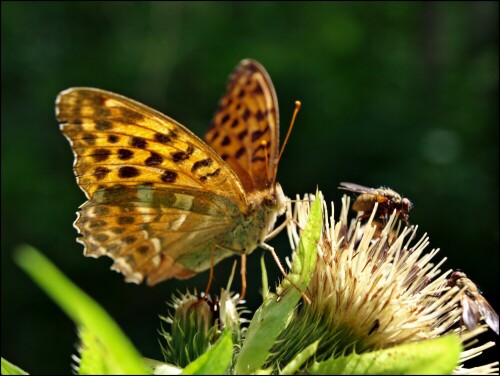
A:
[205, 59, 279, 193]
[57, 88, 248, 209]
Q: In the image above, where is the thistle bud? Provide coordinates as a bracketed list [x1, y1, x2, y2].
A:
[160, 290, 243, 368]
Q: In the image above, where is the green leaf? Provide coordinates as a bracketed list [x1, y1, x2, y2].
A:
[76, 325, 117, 374]
[14, 245, 149, 374]
[260, 253, 269, 302]
[1, 357, 29, 375]
[308, 335, 462, 375]
[280, 340, 319, 375]
[181, 330, 233, 375]
[234, 192, 322, 374]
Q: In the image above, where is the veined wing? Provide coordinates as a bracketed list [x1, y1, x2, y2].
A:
[76, 186, 242, 285]
[56, 87, 248, 212]
[205, 60, 279, 192]
[339, 182, 380, 195]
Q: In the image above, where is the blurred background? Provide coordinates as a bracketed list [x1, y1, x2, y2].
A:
[2, 2, 498, 373]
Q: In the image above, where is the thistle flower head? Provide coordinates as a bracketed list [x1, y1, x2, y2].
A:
[271, 191, 499, 374]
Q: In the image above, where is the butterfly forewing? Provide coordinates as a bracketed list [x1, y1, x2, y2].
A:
[57, 88, 247, 210]
[205, 59, 279, 192]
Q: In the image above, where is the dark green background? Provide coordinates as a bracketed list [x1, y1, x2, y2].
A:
[2, 2, 498, 374]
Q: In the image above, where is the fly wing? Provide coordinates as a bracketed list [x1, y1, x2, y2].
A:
[461, 295, 481, 330]
[477, 297, 499, 335]
[339, 182, 379, 195]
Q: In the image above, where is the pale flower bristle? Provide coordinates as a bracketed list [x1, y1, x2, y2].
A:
[285, 191, 497, 373]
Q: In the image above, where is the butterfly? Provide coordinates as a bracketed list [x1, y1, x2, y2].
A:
[56, 59, 288, 297]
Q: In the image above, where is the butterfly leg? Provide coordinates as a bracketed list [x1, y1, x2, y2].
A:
[264, 216, 291, 241]
[204, 245, 216, 295]
[240, 254, 247, 299]
[266, 198, 302, 243]
[207, 244, 248, 299]
[259, 242, 311, 305]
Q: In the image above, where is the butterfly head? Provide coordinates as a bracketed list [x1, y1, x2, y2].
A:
[261, 182, 288, 238]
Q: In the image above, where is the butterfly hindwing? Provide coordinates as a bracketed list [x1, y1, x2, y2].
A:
[76, 186, 241, 284]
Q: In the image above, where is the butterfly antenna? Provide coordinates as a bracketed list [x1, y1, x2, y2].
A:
[262, 140, 271, 184]
[240, 254, 247, 299]
[277, 101, 301, 168]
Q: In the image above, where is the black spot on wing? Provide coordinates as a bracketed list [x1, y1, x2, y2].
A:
[191, 158, 212, 172]
[118, 166, 140, 178]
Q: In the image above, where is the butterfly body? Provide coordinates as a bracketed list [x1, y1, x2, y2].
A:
[57, 59, 287, 286]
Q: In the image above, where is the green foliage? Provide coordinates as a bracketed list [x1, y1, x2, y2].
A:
[308, 335, 462, 375]
[181, 330, 233, 375]
[1, 358, 28, 375]
[279, 341, 319, 375]
[76, 326, 118, 375]
[14, 245, 149, 374]
[264, 307, 348, 370]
